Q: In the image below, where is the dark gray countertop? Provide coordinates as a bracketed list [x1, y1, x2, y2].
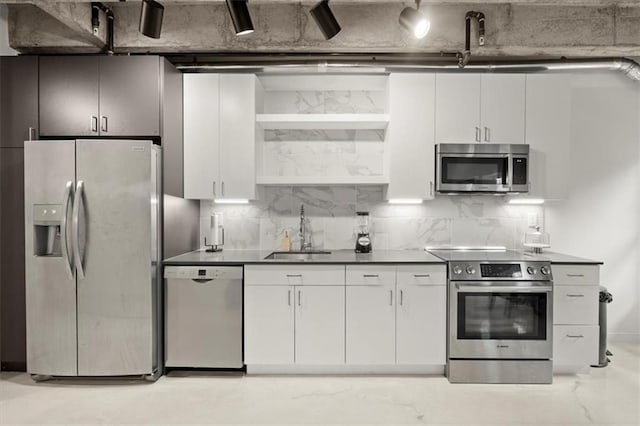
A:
[163, 248, 602, 266]
[163, 249, 445, 265]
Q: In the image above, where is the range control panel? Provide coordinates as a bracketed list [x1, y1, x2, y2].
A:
[449, 261, 552, 281]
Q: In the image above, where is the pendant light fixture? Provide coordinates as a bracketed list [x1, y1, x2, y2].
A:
[399, 0, 430, 39]
[139, 0, 164, 39]
[226, 0, 254, 36]
[310, 0, 341, 40]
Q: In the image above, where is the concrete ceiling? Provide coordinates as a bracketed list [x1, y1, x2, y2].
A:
[3, 0, 640, 58]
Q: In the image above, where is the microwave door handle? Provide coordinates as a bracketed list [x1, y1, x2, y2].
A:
[505, 155, 511, 186]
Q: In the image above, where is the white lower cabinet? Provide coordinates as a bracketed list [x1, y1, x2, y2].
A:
[553, 325, 599, 366]
[295, 286, 345, 364]
[552, 264, 600, 371]
[244, 285, 294, 365]
[346, 284, 396, 364]
[396, 284, 446, 365]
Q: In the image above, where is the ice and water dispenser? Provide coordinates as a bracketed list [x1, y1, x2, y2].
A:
[32, 204, 64, 257]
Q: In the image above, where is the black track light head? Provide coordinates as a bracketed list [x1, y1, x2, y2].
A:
[226, 0, 254, 36]
[310, 0, 341, 40]
[139, 0, 164, 39]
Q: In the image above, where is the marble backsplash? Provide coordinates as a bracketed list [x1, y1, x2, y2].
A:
[199, 186, 544, 251]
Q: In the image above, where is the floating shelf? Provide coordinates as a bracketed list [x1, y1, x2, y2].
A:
[256, 114, 390, 130]
[256, 176, 389, 185]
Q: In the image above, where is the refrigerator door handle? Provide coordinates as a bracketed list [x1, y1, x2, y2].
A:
[60, 181, 75, 279]
[72, 180, 86, 279]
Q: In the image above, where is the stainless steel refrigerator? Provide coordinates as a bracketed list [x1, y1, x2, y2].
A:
[24, 139, 161, 379]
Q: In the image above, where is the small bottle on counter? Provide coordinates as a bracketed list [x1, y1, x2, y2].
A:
[280, 231, 291, 252]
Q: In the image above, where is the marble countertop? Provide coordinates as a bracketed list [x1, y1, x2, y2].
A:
[163, 249, 601, 266]
[163, 249, 445, 265]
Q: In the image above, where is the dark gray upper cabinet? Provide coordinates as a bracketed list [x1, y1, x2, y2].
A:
[0, 56, 39, 147]
[39, 56, 161, 137]
[98, 56, 160, 136]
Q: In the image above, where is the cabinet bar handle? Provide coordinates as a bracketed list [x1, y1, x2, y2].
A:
[363, 274, 379, 278]
[484, 126, 490, 142]
[298, 290, 301, 306]
[213, 181, 216, 197]
[566, 334, 584, 338]
[221, 181, 225, 196]
[475, 127, 480, 142]
[566, 274, 585, 278]
[414, 274, 431, 278]
[287, 274, 302, 277]
[566, 294, 585, 298]
[389, 290, 393, 306]
[101, 116, 108, 132]
[400, 289, 404, 306]
[91, 116, 98, 133]
[429, 181, 433, 197]
[288, 290, 291, 306]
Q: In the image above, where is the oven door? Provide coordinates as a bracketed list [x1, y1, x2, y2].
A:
[437, 153, 512, 193]
[449, 281, 552, 359]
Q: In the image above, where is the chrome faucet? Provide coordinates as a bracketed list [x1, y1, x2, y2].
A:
[299, 204, 312, 251]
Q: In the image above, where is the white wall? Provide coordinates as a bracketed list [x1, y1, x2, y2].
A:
[546, 72, 640, 342]
[0, 5, 17, 56]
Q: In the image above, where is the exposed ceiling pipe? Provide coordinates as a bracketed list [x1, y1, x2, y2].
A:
[173, 55, 640, 81]
[91, 2, 114, 54]
[460, 11, 485, 68]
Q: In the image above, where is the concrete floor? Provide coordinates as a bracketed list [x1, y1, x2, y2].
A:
[1, 343, 638, 425]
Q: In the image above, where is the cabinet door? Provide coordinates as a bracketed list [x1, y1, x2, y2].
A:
[1, 56, 38, 147]
[183, 74, 220, 199]
[295, 286, 345, 364]
[99, 56, 160, 136]
[480, 74, 526, 144]
[244, 286, 294, 365]
[219, 74, 256, 200]
[525, 74, 571, 199]
[396, 284, 446, 365]
[39, 56, 99, 136]
[387, 73, 436, 200]
[346, 284, 395, 364]
[435, 74, 481, 143]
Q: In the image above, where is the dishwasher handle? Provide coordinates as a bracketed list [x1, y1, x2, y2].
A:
[192, 278, 214, 284]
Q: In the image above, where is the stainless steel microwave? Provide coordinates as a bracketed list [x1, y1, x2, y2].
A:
[436, 143, 529, 193]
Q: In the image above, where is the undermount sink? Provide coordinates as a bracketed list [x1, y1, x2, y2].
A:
[265, 251, 332, 261]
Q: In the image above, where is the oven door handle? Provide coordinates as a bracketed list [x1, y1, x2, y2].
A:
[455, 284, 552, 293]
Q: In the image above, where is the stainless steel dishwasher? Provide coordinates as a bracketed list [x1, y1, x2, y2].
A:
[165, 266, 243, 368]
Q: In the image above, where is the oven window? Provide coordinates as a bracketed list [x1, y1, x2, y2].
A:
[441, 157, 507, 185]
[457, 292, 547, 340]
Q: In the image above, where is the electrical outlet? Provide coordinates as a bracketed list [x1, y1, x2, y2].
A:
[527, 212, 538, 228]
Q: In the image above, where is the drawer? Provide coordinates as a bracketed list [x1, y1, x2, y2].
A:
[244, 265, 344, 286]
[553, 325, 598, 366]
[397, 264, 446, 286]
[346, 265, 396, 286]
[552, 265, 599, 286]
[553, 285, 599, 325]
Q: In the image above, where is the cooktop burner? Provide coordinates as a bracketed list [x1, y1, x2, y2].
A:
[427, 248, 541, 262]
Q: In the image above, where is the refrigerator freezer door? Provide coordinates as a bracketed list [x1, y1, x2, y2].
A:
[24, 140, 77, 376]
[75, 140, 157, 376]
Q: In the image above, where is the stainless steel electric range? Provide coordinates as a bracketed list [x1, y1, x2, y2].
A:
[429, 249, 554, 384]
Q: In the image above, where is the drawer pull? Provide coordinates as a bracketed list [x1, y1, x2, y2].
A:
[566, 274, 585, 278]
[566, 294, 585, 298]
[286, 274, 303, 278]
[566, 334, 584, 339]
[414, 274, 431, 278]
[363, 274, 379, 278]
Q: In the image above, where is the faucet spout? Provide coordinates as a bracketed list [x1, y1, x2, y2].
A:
[299, 204, 312, 251]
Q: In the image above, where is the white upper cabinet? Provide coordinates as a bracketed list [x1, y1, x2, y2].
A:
[525, 74, 571, 200]
[480, 74, 526, 143]
[183, 73, 257, 200]
[435, 74, 481, 143]
[435, 74, 525, 144]
[387, 73, 436, 200]
[184, 74, 220, 199]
